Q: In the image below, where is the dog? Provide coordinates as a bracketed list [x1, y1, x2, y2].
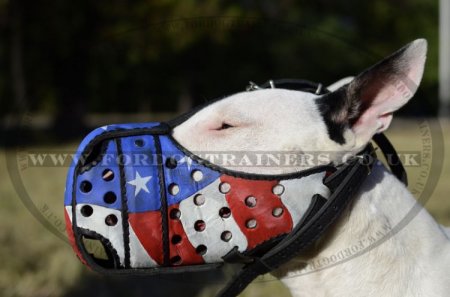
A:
[172, 39, 450, 297]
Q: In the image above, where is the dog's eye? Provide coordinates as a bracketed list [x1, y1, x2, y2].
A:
[216, 123, 234, 130]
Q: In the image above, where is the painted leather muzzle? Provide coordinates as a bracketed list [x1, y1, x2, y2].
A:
[64, 122, 333, 273]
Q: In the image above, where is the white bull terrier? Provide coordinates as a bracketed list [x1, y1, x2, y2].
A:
[173, 39, 450, 296]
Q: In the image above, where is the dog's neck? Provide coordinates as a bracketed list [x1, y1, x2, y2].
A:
[275, 162, 450, 297]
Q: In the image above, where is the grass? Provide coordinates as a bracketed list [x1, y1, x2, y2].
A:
[0, 118, 449, 297]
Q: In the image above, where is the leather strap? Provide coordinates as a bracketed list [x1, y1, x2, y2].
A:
[217, 146, 375, 297]
[372, 133, 408, 185]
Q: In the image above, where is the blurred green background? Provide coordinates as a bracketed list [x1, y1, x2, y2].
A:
[0, 1, 448, 297]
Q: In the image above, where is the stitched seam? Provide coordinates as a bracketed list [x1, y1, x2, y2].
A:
[116, 139, 131, 268]
[154, 136, 170, 266]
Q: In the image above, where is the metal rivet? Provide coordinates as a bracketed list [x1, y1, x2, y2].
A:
[272, 207, 284, 217]
[102, 169, 114, 181]
[194, 220, 206, 232]
[246, 219, 257, 229]
[272, 184, 285, 195]
[221, 231, 232, 242]
[191, 170, 203, 182]
[80, 205, 93, 217]
[170, 208, 181, 220]
[245, 196, 257, 207]
[168, 183, 180, 195]
[219, 207, 231, 218]
[194, 194, 205, 206]
[219, 182, 231, 194]
[105, 214, 118, 226]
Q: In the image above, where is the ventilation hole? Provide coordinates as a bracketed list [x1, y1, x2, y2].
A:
[219, 182, 231, 194]
[196, 244, 207, 255]
[193, 194, 205, 206]
[105, 214, 118, 226]
[168, 183, 180, 195]
[170, 255, 182, 266]
[245, 196, 257, 208]
[169, 208, 181, 220]
[102, 169, 114, 181]
[272, 207, 284, 217]
[191, 170, 203, 182]
[219, 207, 231, 218]
[134, 139, 145, 147]
[80, 205, 93, 217]
[246, 219, 257, 229]
[80, 181, 92, 193]
[272, 184, 285, 195]
[194, 220, 206, 232]
[171, 234, 182, 245]
[103, 192, 117, 204]
[221, 231, 232, 242]
[165, 157, 178, 169]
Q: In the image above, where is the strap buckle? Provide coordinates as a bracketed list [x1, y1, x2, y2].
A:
[246, 80, 275, 91]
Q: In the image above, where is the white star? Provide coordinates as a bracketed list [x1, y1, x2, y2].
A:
[127, 171, 152, 196]
[100, 125, 108, 131]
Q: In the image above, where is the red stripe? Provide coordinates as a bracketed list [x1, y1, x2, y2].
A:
[129, 206, 204, 266]
[129, 211, 164, 264]
[167, 205, 204, 265]
[221, 175, 293, 250]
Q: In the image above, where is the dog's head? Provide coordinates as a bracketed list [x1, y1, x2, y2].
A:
[173, 39, 427, 174]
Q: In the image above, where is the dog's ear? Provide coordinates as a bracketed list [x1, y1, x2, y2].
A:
[318, 39, 427, 148]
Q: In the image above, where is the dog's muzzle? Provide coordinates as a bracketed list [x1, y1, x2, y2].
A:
[64, 121, 337, 268]
[64, 79, 405, 297]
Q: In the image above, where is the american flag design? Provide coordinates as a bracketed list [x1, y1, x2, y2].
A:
[65, 124, 330, 269]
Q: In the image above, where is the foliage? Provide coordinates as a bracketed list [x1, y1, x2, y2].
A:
[0, 0, 439, 125]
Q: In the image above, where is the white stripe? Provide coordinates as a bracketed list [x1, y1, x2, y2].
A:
[179, 179, 248, 263]
[128, 224, 158, 268]
[280, 173, 330, 226]
[75, 204, 125, 266]
[65, 205, 73, 223]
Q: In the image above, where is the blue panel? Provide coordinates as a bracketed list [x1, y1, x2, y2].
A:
[74, 140, 122, 210]
[65, 123, 160, 206]
[121, 135, 161, 213]
[159, 136, 221, 206]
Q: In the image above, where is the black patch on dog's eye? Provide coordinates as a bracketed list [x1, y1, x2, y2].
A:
[316, 87, 360, 145]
